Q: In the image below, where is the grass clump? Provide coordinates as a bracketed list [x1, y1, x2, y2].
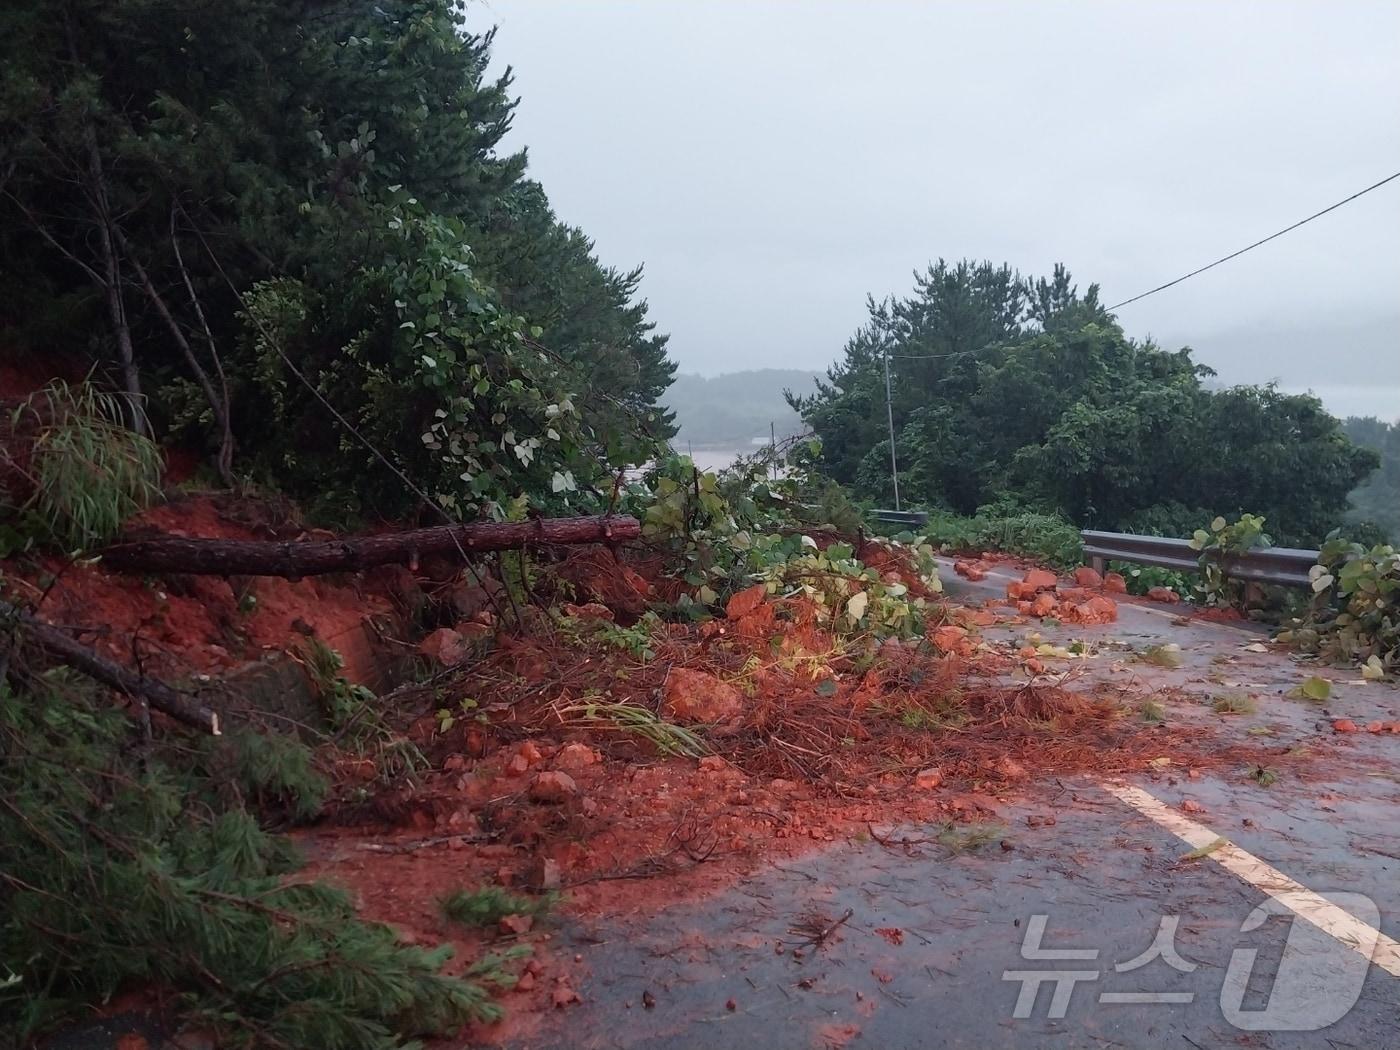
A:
[441, 887, 555, 929]
[1212, 693, 1257, 716]
[555, 698, 707, 757]
[935, 822, 1006, 853]
[7, 380, 162, 551]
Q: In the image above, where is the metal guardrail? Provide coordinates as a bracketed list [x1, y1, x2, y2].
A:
[1079, 530, 1320, 589]
[872, 509, 929, 528]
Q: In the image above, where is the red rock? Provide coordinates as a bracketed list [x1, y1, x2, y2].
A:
[931, 624, 970, 653]
[455, 621, 493, 644]
[726, 583, 768, 621]
[1029, 592, 1058, 618]
[1022, 568, 1059, 593]
[1103, 572, 1128, 593]
[515, 971, 536, 992]
[499, 913, 534, 935]
[528, 856, 561, 890]
[1058, 586, 1090, 604]
[914, 767, 944, 790]
[1146, 586, 1180, 604]
[1332, 719, 1360, 733]
[561, 602, 613, 621]
[1067, 595, 1118, 625]
[443, 753, 467, 772]
[1181, 799, 1204, 813]
[1015, 600, 1033, 615]
[418, 627, 468, 667]
[551, 978, 582, 1008]
[529, 770, 579, 803]
[698, 755, 729, 772]
[1073, 566, 1104, 588]
[553, 742, 599, 772]
[661, 667, 744, 725]
[1366, 721, 1386, 733]
[997, 756, 1027, 779]
[954, 560, 988, 581]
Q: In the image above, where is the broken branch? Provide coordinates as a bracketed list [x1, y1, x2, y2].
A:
[2, 599, 220, 734]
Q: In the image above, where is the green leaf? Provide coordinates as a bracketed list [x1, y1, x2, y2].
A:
[1296, 676, 1331, 701]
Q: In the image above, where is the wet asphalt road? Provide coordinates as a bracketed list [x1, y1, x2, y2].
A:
[513, 565, 1400, 1050]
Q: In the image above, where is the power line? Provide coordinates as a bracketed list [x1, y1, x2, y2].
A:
[1107, 169, 1400, 311]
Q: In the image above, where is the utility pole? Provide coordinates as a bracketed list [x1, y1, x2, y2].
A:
[883, 350, 901, 510]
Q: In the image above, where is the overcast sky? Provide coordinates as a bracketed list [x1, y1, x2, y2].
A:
[477, 0, 1400, 420]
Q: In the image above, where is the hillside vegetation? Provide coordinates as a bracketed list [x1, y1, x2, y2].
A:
[791, 261, 1381, 547]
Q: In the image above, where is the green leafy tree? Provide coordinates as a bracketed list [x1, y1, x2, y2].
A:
[794, 258, 1376, 547]
[0, 0, 674, 515]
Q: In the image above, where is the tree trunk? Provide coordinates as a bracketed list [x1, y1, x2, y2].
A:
[4, 599, 220, 734]
[117, 223, 235, 485]
[85, 133, 146, 436]
[100, 514, 639, 578]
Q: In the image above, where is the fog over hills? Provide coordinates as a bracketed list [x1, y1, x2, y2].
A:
[664, 369, 821, 449]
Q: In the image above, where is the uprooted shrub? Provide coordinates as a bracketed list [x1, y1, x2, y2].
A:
[0, 670, 507, 1047]
[630, 447, 941, 637]
[1280, 535, 1398, 678]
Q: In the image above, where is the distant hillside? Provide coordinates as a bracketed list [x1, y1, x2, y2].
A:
[664, 369, 823, 448]
[1343, 415, 1400, 541]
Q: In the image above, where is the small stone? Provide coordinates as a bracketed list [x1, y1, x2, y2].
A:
[913, 767, 944, 790]
[515, 971, 536, 991]
[554, 742, 600, 772]
[726, 998, 737, 1011]
[528, 857, 562, 891]
[499, 913, 534, 936]
[443, 753, 468, 772]
[529, 770, 579, 803]
[418, 627, 469, 667]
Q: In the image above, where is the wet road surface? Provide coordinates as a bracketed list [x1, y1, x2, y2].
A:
[512, 566, 1400, 1049]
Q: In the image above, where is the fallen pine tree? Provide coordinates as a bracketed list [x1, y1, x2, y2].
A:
[1, 598, 220, 734]
[98, 513, 640, 578]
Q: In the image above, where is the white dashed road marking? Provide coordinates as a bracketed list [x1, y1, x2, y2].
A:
[1103, 781, 1400, 978]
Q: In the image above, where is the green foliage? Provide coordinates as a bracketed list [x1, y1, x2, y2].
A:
[1109, 561, 1194, 597]
[441, 888, 553, 929]
[1212, 693, 1256, 716]
[1189, 513, 1272, 606]
[921, 509, 1084, 569]
[555, 699, 708, 757]
[597, 613, 662, 662]
[0, 1, 673, 512]
[4, 380, 162, 551]
[0, 673, 499, 1046]
[1341, 416, 1400, 543]
[301, 639, 378, 736]
[1280, 533, 1398, 674]
[794, 259, 1376, 547]
[633, 449, 941, 638]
